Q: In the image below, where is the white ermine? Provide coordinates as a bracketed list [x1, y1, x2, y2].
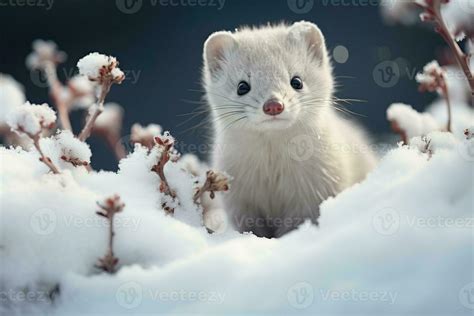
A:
[202, 21, 377, 238]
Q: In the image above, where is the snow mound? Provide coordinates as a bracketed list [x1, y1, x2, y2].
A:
[0, 131, 472, 315]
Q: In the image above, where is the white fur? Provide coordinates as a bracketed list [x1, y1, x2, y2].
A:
[203, 21, 377, 237]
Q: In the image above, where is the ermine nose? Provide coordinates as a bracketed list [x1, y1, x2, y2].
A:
[263, 100, 284, 116]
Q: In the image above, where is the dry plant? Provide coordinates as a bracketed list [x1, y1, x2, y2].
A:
[7, 102, 60, 174]
[77, 53, 125, 142]
[95, 195, 125, 274]
[417, 0, 474, 100]
[416, 61, 452, 131]
[151, 133, 179, 214]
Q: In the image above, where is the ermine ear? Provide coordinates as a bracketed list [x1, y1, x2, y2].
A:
[204, 31, 237, 75]
[288, 21, 327, 63]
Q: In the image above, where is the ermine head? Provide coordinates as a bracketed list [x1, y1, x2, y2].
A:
[203, 21, 333, 132]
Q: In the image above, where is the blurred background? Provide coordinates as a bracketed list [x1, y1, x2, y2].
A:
[0, 0, 444, 170]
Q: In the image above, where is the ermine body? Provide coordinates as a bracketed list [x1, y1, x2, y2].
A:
[202, 22, 377, 237]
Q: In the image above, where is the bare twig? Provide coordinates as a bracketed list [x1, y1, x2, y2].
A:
[78, 81, 112, 142]
[104, 131, 127, 161]
[417, 61, 452, 132]
[43, 62, 73, 131]
[32, 134, 60, 174]
[441, 84, 452, 132]
[151, 133, 178, 215]
[95, 195, 125, 274]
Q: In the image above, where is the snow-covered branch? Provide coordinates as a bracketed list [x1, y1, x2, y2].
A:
[151, 132, 179, 214]
[7, 102, 60, 174]
[386, 103, 439, 144]
[77, 53, 125, 142]
[416, 60, 452, 131]
[416, 0, 474, 99]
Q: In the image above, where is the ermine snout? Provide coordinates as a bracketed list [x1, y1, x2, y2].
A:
[263, 99, 284, 116]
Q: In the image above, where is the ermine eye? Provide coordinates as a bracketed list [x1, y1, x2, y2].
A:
[290, 76, 303, 90]
[237, 81, 251, 96]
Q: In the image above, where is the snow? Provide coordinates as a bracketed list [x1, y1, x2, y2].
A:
[0, 130, 472, 315]
[415, 60, 444, 92]
[380, 0, 474, 40]
[54, 130, 92, 165]
[441, 0, 474, 41]
[110, 68, 125, 81]
[77, 53, 124, 82]
[6, 102, 57, 136]
[427, 98, 474, 138]
[132, 123, 163, 139]
[443, 65, 471, 103]
[386, 103, 439, 139]
[0, 74, 26, 126]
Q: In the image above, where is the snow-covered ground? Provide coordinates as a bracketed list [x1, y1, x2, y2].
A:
[1, 104, 473, 314]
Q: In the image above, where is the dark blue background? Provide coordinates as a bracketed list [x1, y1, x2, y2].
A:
[0, 0, 442, 170]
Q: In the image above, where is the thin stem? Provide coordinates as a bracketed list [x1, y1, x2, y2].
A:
[108, 212, 115, 261]
[96, 196, 123, 274]
[431, 2, 474, 103]
[32, 135, 60, 174]
[390, 120, 408, 145]
[106, 132, 127, 161]
[151, 140, 177, 215]
[78, 81, 112, 142]
[44, 62, 73, 131]
[442, 84, 452, 132]
[193, 179, 211, 204]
